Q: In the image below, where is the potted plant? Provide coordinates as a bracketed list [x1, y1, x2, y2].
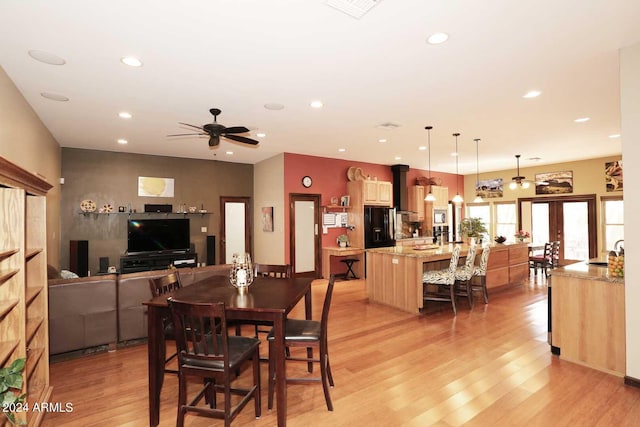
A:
[0, 358, 26, 425]
[460, 217, 488, 243]
[336, 234, 349, 248]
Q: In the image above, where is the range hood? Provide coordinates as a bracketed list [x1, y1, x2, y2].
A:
[391, 164, 413, 213]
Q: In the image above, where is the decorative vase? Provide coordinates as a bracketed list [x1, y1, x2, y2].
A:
[229, 252, 254, 294]
[339, 241, 347, 248]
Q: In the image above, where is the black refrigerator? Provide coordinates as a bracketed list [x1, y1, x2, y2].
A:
[364, 206, 396, 248]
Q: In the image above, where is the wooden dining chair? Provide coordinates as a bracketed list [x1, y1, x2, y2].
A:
[149, 272, 183, 374]
[453, 244, 477, 308]
[267, 275, 336, 411]
[471, 246, 491, 304]
[552, 241, 561, 268]
[529, 242, 553, 277]
[168, 299, 261, 427]
[422, 245, 462, 315]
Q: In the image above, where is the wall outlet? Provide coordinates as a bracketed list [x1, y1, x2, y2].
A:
[392, 258, 399, 264]
[201, 226, 207, 233]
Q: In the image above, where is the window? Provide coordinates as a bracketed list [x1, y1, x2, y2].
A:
[467, 204, 490, 242]
[495, 202, 517, 242]
[602, 197, 623, 251]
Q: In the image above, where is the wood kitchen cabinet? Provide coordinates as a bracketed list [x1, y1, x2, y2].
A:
[408, 185, 425, 220]
[0, 156, 52, 426]
[360, 180, 393, 207]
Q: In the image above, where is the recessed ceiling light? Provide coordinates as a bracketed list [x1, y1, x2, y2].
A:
[523, 90, 541, 98]
[117, 139, 128, 145]
[226, 151, 234, 155]
[121, 56, 143, 67]
[394, 156, 402, 161]
[118, 112, 132, 119]
[527, 157, 542, 161]
[40, 92, 69, 101]
[28, 50, 66, 65]
[418, 146, 427, 151]
[338, 148, 346, 152]
[310, 100, 323, 108]
[609, 134, 621, 138]
[427, 33, 449, 45]
[378, 138, 387, 143]
[574, 117, 590, 123]
[256, 132, 266, 138]
[264, 103, 285, 110]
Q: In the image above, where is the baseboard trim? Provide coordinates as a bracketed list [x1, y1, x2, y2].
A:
[624, 375, 640, 389]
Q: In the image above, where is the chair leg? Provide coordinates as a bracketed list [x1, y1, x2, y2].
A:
[177, 373, 187, 427]
[319, 346, 333, 411]
[306, 347, 314, 373]
[449, 284, 457, 316]
[481, 277, 489, 304]
[466, 279, 473, 308]
[253, 351, 261, 418]
[268, 340, 275, 410]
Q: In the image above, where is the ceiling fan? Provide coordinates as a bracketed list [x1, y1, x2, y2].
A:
[168, 108, 259, 148]
[509, 154, 547, 189]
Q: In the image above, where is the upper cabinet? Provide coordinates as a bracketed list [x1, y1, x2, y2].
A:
[408, 186, 425, 221]
[430, 186, 449, 211]
[361, 180, 392, 207]
[0, 156, 52, 426]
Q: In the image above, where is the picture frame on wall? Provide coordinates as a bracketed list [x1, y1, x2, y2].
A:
[475, 178, 503, 198]
[535, 171, 573, 194]
[605, 160, 623, 192]
[261, 206, 274, 232]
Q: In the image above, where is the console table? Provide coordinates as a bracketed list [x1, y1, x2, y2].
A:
[119, 252, 197, 273]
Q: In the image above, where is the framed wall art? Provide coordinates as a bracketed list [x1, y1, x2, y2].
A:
[475, 178, 503, 198]
[535, 171, 573, 194]
[261, 206, 274, 232]
[605, 160, 623, 192]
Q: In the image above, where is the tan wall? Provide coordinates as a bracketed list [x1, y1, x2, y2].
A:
[621, 42, 639, 380]
[253, 154, 285, 264]
[0, 66, 61, 268]
[60, 148, 253, 274]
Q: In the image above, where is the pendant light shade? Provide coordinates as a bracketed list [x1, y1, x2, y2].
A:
[473, 138, 483, 203]
[452, 133, 463, 204]
[424, 126, 436, 202]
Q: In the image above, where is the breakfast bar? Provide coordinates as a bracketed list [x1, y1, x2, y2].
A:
[365, 241, 530, 314]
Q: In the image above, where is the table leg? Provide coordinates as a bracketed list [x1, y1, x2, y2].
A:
[305, 286, 313, 372]
[273, 315, 287, 426]
[148, 306, 163, 427]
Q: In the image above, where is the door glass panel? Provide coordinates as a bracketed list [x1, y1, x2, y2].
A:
[495, 203, 517, 242]
[531, 203, 550, 246]
[563, 201, 588, 261]
[294, 200, 315, 273]
[604, 199, 624, 251]
[225, 202, 246, 261]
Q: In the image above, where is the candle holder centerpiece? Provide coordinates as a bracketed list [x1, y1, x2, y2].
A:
[229, 252, 254, 294]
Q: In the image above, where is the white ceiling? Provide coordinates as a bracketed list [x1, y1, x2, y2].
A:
[1, 0, 639, 175]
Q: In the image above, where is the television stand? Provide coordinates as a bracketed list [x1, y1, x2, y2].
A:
[120, 252, 198, 274]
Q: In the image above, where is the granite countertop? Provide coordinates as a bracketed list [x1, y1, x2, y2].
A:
[550, 261, 624, 284]
[366, 243, 471, 260]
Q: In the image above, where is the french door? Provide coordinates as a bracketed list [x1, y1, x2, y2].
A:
[519, 195, 597, 265]
[219, 196, 251, 264]
[289, 193, 321, 277]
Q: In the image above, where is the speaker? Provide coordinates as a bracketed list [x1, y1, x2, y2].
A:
[70, 240, 89, 277]
[206, 235, 216, 265]
[99, 257, 109, 273]
[144, 203, 172, 213]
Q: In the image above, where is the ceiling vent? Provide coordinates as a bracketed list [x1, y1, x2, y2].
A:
[377, 122, 401, 130]
[326, 0, 381, 19]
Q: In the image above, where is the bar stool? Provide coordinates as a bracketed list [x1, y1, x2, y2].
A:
[340, 258, 359, 279]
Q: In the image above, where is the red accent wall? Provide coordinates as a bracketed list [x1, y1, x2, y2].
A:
[282, 153, 461, 269]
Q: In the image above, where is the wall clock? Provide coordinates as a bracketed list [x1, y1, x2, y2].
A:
[302, 175, 313, 188]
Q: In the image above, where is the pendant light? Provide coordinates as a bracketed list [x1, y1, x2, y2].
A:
[424, 126, 436, 202]
[451, 133, 464, 204]
[473, 138, 483, 203]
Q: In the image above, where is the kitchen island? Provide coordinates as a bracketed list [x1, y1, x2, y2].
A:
[365, 242, 529, 314]
[549, 262, 625, 376]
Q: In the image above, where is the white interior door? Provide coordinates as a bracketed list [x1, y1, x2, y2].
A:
[294, 200, 315, 273]
[225, 202, 246, 261]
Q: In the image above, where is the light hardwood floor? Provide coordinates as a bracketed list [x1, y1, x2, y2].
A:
[43, 274, 640, 426]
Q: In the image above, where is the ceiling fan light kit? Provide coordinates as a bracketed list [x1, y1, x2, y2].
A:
[510, 154, 531, 189]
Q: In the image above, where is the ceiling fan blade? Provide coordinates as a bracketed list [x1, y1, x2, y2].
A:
[179, 122, 205, 131]
[222, 126, 250, 134]
[167, 132, 206, 137]
[224, 134, 259, 145]
[208, 135, 220, 147]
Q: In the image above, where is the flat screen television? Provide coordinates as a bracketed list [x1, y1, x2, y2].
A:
[127, 218, 190, 255]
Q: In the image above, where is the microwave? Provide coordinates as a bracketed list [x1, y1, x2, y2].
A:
[433, 209, 447, 224]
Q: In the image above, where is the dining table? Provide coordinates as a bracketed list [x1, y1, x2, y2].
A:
[143, 274, 313, 427]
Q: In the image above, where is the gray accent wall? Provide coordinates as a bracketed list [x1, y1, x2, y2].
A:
[61, 148, 253, 274]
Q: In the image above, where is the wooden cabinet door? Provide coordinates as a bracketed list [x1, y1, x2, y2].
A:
[433, 186, 449, 210]
[378, 181, 392, 206]
[363, 181, 379, 204]
[408, 186, 425, 220]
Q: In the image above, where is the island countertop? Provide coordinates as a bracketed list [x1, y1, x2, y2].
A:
[366, 243, 470, 260]
[550, 260, 624, 284]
